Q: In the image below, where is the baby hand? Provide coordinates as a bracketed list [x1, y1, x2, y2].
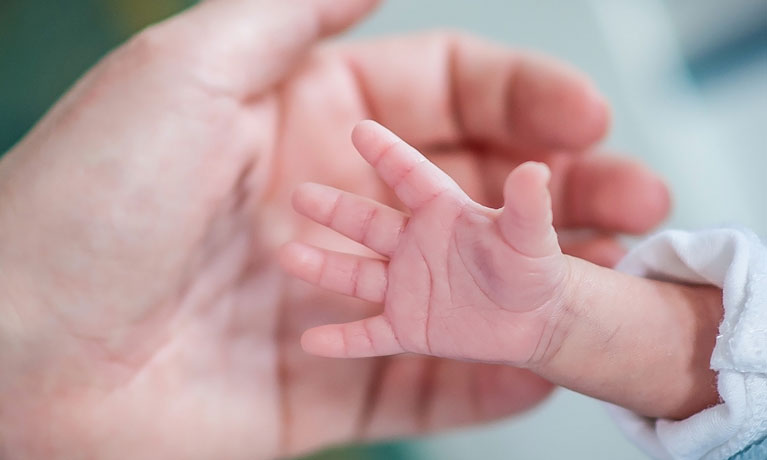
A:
[281, 121, 572, 366]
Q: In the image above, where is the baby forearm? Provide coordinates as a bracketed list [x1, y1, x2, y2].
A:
[530, 256, 723, 420]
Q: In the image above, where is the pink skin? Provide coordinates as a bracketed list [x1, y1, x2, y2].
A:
[0, 0, 674, 458]
[281, 121, 722, 419]
[283, 121, 571, 365]
[281, 123, 723, 422]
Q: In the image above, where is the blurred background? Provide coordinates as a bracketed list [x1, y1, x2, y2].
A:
[1, 0, 765, 459]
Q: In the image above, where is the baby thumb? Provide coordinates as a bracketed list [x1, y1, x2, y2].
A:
[498, 162, 559, 258]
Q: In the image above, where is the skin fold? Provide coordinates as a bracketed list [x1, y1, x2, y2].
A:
[282, 121, 723, 421]
[0, 0, 673, 459]
[283, 121, 571, 365]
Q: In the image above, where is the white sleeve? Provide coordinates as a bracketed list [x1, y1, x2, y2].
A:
[606, 227, 767, 460]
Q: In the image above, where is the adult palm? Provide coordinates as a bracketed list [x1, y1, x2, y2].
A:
[0, 1, 669, 459]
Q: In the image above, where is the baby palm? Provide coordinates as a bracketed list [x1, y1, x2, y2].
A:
[283, 121, 571, 366]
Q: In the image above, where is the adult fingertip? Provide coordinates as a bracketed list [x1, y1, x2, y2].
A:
[507, 57, 610, 150]
[604, 161, 671, 234]
[146, 0, 381, 96]
[575, 79, 611, 145]
[560, 235, 627, 268]
[475, 366, 556, 419]
[314, 0, 382, 36]
[561, 155, 671, 234]
[629, 169, 672, 233]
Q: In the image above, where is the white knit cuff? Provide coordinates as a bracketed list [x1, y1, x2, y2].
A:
[608, 228, 767, 460]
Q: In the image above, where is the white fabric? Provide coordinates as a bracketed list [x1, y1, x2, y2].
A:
[608, 228, 767, 460]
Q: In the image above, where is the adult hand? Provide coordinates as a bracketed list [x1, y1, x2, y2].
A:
[0, 0, 669, 459]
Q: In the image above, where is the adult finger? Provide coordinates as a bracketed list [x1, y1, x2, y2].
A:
[475, 152, 671, 234]
[333, 31, 609, 152]
[124, 0, 381, 97]
[361, 357, 555, 439]
[559, 232, 627, 267]
[549, 153, 671, 233]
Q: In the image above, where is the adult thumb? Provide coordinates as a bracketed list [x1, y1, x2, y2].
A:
[136, 0, 381, 96]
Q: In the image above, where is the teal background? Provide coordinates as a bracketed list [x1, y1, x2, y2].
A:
[0, 0, 195, 152]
